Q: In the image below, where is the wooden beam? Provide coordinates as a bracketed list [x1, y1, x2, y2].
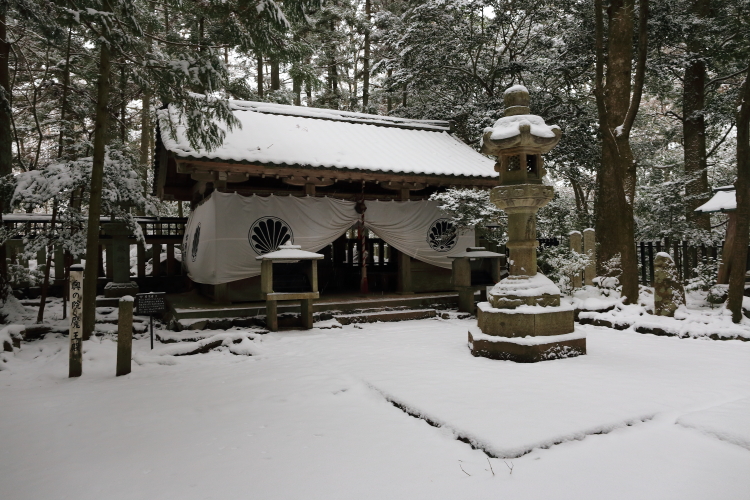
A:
[176, 159, 497, 188]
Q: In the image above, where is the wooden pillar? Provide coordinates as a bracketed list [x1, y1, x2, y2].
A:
[397, 251, 412, 294]
[137, 242, 146, 278]
[304, 183, 316, 197]
[300, 298, 313, 329]
[569, 231, 582, 288]
[266, 300, 278, 331]
[583, 228, 596, 286]
[152, 243, 161, 277]
[166, 243, 175, 276]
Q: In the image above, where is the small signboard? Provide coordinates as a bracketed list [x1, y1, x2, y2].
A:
[136, 292, 166, 316]
[136, 292, 166, 350]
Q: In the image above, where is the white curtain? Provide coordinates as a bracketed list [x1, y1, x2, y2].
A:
[184, 192, 358, 284]
[183, 194, 475, 284]
[364, 200, 475, 269]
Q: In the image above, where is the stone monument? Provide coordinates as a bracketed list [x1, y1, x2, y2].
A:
[653, 252, 685, 317]
[468, 85, 586, 362]
[102, 222, 139, 298]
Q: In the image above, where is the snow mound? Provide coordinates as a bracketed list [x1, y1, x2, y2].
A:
[677, 398, 750, 450]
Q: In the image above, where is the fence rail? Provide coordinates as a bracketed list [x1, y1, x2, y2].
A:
[2, 215, 189, 289]
[635, 239, 734, 286]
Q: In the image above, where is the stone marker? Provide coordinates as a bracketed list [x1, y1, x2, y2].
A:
[653, 252, 685, 317]
[102, 222, 139, 298]
[117, 296, 134, 376]
[583, 228, 596, 286]
[569, 231, 583, 288]
[69, 264, 84, 377]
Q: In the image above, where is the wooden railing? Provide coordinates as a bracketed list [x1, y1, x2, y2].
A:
[2, 215, 188, 289]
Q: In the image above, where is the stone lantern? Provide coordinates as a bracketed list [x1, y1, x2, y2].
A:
[468, 85, 586, 362]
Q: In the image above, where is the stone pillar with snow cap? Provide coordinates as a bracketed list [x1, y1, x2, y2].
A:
[468, 85, 586, 362]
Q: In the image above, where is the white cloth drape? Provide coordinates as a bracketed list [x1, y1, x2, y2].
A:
[364, 200, 475, 269]
[183, 194, 475, 284]
[184, 193, 358, 284]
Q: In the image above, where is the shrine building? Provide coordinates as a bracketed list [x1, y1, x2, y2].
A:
[153, 100, 499, 302]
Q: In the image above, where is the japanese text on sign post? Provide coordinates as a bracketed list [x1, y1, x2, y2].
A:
[69, 265, 84, 377]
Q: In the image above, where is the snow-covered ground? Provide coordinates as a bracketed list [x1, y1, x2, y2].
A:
[1, 313, 749, 499]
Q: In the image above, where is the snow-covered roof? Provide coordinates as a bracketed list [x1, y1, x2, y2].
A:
[158, 100, 496, 178]
[695, 189, 736, 213]
[256, 243, 323, 261]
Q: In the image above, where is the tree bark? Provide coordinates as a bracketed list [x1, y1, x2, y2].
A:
[727, 69, 750, 323]
[683, 0, 711, 232]
[138, 90, 151, 208]
[0, 7, 12, 282]
[386, 68, 393, 112]
[593, 0, 647, 304]
[257, 56, 264, 97]
[270, 60, 280, 91]
[362, 0, 371, 111]
[36, 201, 58, 323]
[82, 38, 112, 340]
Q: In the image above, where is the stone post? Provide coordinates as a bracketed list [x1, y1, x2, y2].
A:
[102, 222, 139, 298]
[583, 228, 596, 286]
[569, 231, 582, 288]
[69, 264, 84, 377]
[117, 296, 133, 376]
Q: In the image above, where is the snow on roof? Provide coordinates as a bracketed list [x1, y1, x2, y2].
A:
[158, 101, 496, 178]
[486, 114, 560, 141]
[256, 243, 324, 261]
[695, 189, 736, 213]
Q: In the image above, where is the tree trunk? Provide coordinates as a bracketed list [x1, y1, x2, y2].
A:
[57, 27, 72, 158]
[593, 0, 647, 304]
[386, 69, 393, 112]
[119, 66, 127, 143]
[362, 0, 371, 111]
[0, 8, 11, 281]
[727, 69, 750, 323]
[139, 91, 151, 207]
[82, 38, 112, 340]
[257, 56, 264, 97]
[270, 60, 280, 91]
[683, 0, 711, 232]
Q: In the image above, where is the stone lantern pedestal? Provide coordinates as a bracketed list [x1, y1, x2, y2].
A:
[102, 222, 139, 298]
[468, 86, 586, 362]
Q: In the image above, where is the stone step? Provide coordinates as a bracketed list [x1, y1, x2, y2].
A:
[334, 308, 437, 325]
[168, 293, 458, 320]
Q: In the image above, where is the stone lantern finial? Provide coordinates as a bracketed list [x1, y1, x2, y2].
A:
[502, 85, 531, 116]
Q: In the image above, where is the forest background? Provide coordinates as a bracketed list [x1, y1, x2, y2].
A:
[0, 0, 749, 321]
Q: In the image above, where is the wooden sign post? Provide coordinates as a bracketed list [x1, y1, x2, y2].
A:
[116, 296, 134, 376]
[68, 264, 84, 377]
[136, 292, 166, 350]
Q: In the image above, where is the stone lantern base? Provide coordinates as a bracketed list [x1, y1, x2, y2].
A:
[468, 274, 586, 362]
[104, 281, 140, 298]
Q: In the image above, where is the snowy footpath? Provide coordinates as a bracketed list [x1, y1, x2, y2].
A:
[1, 316, 749, 499]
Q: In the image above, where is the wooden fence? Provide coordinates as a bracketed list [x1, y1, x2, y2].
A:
[636, 239, 726, 285]
[2, 215, 188, 291]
